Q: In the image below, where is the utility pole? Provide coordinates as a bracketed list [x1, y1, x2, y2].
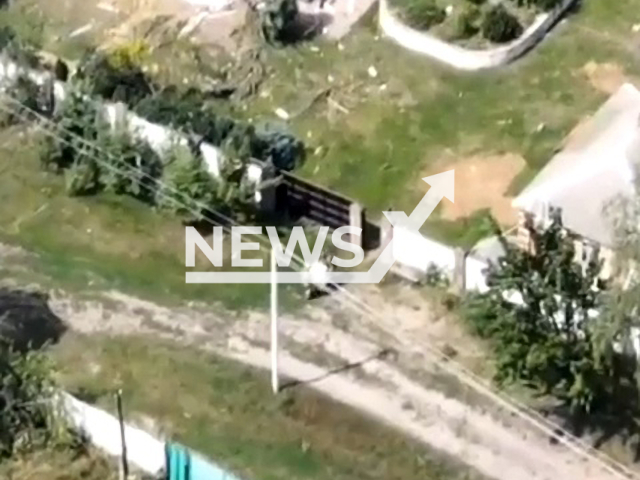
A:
[271, 248, 279, 394]
[115, 390, 129, 480]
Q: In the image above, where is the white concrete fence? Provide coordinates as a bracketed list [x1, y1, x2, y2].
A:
[384, 222, 491, 292]
[378, 0, 577, 70]
[61, 391, 244, 479]
[0, 55, 270, 208]
[60, 392, 166, 476]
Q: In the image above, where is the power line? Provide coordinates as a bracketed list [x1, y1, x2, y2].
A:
[0, 93, 636, 479]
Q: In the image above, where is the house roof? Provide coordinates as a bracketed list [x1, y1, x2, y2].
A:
[513, 83, 640, 247]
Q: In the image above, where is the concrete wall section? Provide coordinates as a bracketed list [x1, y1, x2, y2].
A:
[60, 392, 165, 475]
[391, 225, 457, 276]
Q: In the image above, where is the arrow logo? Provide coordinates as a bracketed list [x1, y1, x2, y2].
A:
[186, 170, 454, 284]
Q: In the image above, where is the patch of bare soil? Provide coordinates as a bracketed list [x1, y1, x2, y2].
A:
[102, 0, 248, 51]
[423, 153, 525, 226]
[582, 61, 626, 94]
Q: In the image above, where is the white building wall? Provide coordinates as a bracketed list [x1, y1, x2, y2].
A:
[391, 225, 457, 276]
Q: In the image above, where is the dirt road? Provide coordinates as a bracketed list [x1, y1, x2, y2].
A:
[40, 285, 633, 480]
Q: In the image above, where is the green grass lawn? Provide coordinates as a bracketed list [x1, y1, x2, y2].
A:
[0, 0, 636, 259]
[236, 0, 640, 243]
[52, 333, 489, 480]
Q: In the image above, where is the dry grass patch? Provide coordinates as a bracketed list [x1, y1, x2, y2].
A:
[422, 153, 525, 226]
[581, 61, 626, 94]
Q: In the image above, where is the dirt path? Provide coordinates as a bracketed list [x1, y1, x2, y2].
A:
[36, 285, 630, 480]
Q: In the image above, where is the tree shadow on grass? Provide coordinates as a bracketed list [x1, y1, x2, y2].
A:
[541, 358, 640, 462]
[0, 287, 67, 352]
[278, 12, 333, 44]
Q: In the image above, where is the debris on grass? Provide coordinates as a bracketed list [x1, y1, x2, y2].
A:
[69, 23, 95, 38]
[328, 97, 349, 114]
[275, 107, 290, 120]
[178, 11, 210, 39]
[367, 66, 378, 78]
[97, 2, 119, 13]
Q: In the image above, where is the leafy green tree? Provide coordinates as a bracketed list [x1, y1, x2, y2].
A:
[157, 145, 224, 222]
[38, 87, 102, 173]
[464, 214, 635, 417]
[95, 130, 162, 203]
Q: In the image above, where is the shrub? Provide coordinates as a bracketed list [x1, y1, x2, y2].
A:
[423, 263, 450, 288]
[0, 344, 60, 458]
[481, 4, 523, 43]
[136, 89, 305, 171]
[76, 50, 153, 107]
[513, 0, 563, 10]
[157, 146, 223, 221]
[400, 0, 446, 31]
[260, 0, 299, 45]
[250, 124, 306, 171]
[39, 89, 102, 172]
[95, 130, 163, 203]
[454, 4, 482, 39]
[0, 75, 43, 126]
[533, 0, 564, 9]
[135, 88, 236, 145]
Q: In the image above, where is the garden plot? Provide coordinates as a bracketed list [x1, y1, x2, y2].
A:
[386, 0, 548, 47]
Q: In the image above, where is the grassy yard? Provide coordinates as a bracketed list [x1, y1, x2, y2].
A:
[0, 126, 303, 310]
[51, 333, 489, 480]
[239, 0, 640, 243]
[0, 446, 117, 480]
[0, 0, 636, 253]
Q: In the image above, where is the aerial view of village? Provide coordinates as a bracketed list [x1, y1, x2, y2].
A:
[2, 0, 640, 479]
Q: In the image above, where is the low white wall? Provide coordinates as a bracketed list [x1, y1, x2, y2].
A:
[378, 0, 576, 70]
[0, 54, 274, 207]
[391, 225, 494, 292]
[392, 225, 457, 275]
[465, 255, 489, 292]
[60, 392, 165, 475]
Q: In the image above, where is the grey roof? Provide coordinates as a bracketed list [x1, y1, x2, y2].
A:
[513, 83, 640, 247]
